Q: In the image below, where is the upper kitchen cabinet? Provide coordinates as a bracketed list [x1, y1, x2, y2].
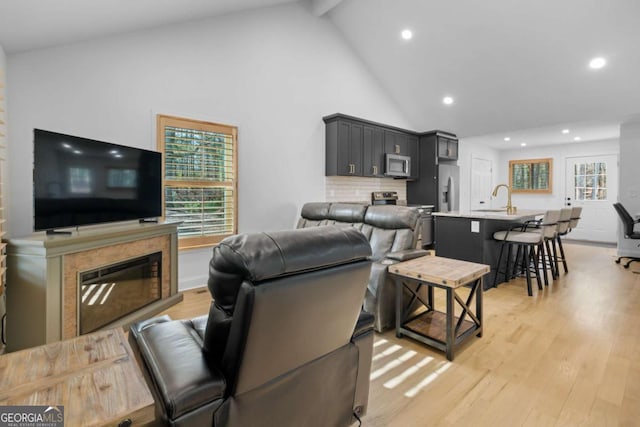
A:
[407, 135, 419, 179]
[325, 115, 364, 176]
[384, 130, 407, 155]
[436, 134, 458, 160]
[323, 113, 430, 180]
[362, 125, 385, 177]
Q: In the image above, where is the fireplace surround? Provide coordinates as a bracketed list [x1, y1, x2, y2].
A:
[6, 222, 181, 351]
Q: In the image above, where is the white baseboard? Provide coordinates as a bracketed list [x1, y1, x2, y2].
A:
[178, 276, 208, 292]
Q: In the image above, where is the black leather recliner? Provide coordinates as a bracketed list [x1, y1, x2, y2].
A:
[130, 226, 374, 426]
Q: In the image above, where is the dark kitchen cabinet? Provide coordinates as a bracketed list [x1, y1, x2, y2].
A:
[407, 130, 459, 210]
[384, 131, 407, 156]
[363, 126, 385, 177]
[437, 136, 458, 160]
[325, 117, 363, 176]
[384, 131, 419, 179]
[407, 135, 419, 179]
[324, 113, 434, 180]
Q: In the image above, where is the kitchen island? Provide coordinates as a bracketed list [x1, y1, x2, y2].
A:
[433, 210, 545, 289]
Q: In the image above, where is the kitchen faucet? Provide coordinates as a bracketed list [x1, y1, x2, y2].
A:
[492, 184, 516, 214]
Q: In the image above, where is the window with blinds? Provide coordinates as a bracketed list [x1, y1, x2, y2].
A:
[157, 115, 238, 249]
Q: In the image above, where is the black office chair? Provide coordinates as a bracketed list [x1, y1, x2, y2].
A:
[613, 202, 640, 268]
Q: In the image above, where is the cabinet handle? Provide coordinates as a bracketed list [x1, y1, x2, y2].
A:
[373, 165, 377, 175]
[395, 144, 400, 154]
[349, 164, 354, 174]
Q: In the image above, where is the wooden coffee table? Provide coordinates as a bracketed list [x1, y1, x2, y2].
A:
[389, 256, 490, 361]
[0, 328, 155, 426]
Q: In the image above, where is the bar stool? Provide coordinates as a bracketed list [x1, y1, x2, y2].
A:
[552, 207, 574, 274]
[493, 210, 561, 296]
[569, 206, 582, 231]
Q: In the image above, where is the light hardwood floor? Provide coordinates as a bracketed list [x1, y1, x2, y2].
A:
[161, 242, 640, 426]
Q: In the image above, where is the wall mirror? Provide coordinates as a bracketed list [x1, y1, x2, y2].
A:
[509, 158, 552, 193]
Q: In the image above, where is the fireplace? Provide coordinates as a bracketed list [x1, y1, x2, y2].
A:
[79, 252, 162, 335]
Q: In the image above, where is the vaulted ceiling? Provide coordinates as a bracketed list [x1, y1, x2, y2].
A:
[1, 0, 638, 147]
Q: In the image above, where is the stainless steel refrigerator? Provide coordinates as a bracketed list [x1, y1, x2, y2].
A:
[438, 163, 460, 212]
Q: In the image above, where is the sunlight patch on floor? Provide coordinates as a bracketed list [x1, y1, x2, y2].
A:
[404, 361, 451, 398]
[383, 356, 434, 389]
[370, 350, 417, 380]
[372, 344, 402, 361]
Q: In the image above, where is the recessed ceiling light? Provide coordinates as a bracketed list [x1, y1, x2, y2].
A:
[504, 137, 511, 141]
[401, 29, 413, 40]
[589, 57, 606, 69]
[574, 136, 581, 141]
[62, 143, 72, 148]
[562, 129, 570, 134]
[443, 96, 454, 105]
[520, 142, 527, 147]
[73, 150, 82, 154]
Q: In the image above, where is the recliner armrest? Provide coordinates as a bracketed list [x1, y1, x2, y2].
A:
[385, 248, 430, 262]
[130, 317, 226, 421]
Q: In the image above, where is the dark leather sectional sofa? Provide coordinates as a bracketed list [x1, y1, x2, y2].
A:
[297, 202, 427, 332]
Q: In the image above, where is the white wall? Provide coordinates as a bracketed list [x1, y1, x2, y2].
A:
[0, 43, 6, 327]
[495, 139, 618, 210]
[6, 2, 410, 289]
[618, 117, 640, 256]
[457, 140, 500, 211]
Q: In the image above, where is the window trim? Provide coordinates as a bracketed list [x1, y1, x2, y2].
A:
[157, 114, 238, 249]
[509, 157, 553, 194]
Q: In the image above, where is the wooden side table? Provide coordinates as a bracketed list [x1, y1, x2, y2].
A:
[389, 256, 490, 361]
[0, 328, 155, 426]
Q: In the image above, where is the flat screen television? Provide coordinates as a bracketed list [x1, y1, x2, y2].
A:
[33, 129, 162, 231]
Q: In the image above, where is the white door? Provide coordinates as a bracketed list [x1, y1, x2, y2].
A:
[470, 157, 493, 210]
[565, 154, 618, 243]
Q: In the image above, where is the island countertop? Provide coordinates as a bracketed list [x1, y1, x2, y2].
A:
[432, 209, 545, 220]
[433, 209, 546, 288]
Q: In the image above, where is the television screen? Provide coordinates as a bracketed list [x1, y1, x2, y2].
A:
[33, 129, 162, 231]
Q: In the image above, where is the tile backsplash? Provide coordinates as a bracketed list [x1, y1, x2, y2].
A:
[325, 176, 407, 204]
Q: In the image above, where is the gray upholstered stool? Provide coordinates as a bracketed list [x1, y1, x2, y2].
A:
[493, 210, 561, 295]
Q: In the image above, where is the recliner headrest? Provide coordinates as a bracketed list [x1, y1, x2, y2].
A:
[300, 202, 331, 220]
[327, 203, 367, 223]
[208, 227, 372, 313]
[364, 205, 419, 230]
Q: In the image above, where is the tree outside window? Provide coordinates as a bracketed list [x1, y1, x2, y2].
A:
[157, 115, 238, 249]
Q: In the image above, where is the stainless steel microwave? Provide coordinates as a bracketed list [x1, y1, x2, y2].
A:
[385, 153, 411, 178]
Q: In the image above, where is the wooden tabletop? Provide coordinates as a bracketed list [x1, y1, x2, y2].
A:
[0, 328, 155, 426]
[389, 255, 490, 288]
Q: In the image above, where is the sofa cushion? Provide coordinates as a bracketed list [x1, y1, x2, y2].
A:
[132, 319, 226, 420]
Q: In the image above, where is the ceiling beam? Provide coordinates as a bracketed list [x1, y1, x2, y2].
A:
[310, 0, 344, 16]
